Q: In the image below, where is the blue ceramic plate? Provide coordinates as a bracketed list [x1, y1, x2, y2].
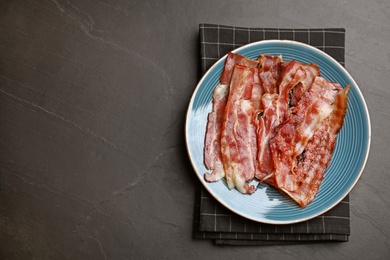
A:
[185, 40, 371, 224]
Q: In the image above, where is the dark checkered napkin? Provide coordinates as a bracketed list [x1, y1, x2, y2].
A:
[194, 24, 349, 245]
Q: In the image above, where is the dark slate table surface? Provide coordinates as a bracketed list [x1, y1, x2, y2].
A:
[0, 0, 389, 259]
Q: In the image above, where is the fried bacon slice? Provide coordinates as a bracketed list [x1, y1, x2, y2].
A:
[277, 61, 307, 121]
[204, 52, 258, 182]
[330, 85, 350, 135]
[290, 63, 320, 106]
[220, 52, 259, 85]
[291, 77, 342, 159]
[204, 83, 229, 182]
[256, 61, 307, 180]
[286, 85, 350, 207]
[270, 77, 340, 191]
[269, 77, 349, 207]
[255, 93, 278, 180]
[286, 118, 336, 207]
[220, 65, 257, 194]
[258, 54, 283, 94]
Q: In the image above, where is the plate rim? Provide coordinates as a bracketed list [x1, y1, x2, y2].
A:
[185, 39, 371, 224]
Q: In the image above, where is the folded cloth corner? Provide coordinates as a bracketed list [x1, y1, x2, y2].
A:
[194, 24, 349, 245]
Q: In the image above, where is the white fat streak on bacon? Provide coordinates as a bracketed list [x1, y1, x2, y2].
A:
[293, 100, 333, 157]
[270, 77, 343, 193]
[221, 65, 256, 194]
[251, 68, 263, 112]
[233, 100, 258, 194]
[293, 78, 341, 157]
[204, 83, 229, 182]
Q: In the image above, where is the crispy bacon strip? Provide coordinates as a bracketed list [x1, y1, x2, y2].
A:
[270, 77, 341, 192]
[220, 52, 259, 85]
[331, 85, 350, 134]
[277, 61, 307, 122]
[284, 85, 350, 207]
[286, 118, 336, 207]
[258, 54, 283, 94]
[269, 77, 349, 206]
[292, 78, 343, 158]
[256, 61, 306, 180]
[255, 93, 278, 180]
[221, 65, 257, 194]
[204, 83, 229, 182]
[290, 63, 320, 106]
[204, 53, 258, 182]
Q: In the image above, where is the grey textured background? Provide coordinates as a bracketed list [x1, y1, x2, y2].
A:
[0, 0, 388, 259]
